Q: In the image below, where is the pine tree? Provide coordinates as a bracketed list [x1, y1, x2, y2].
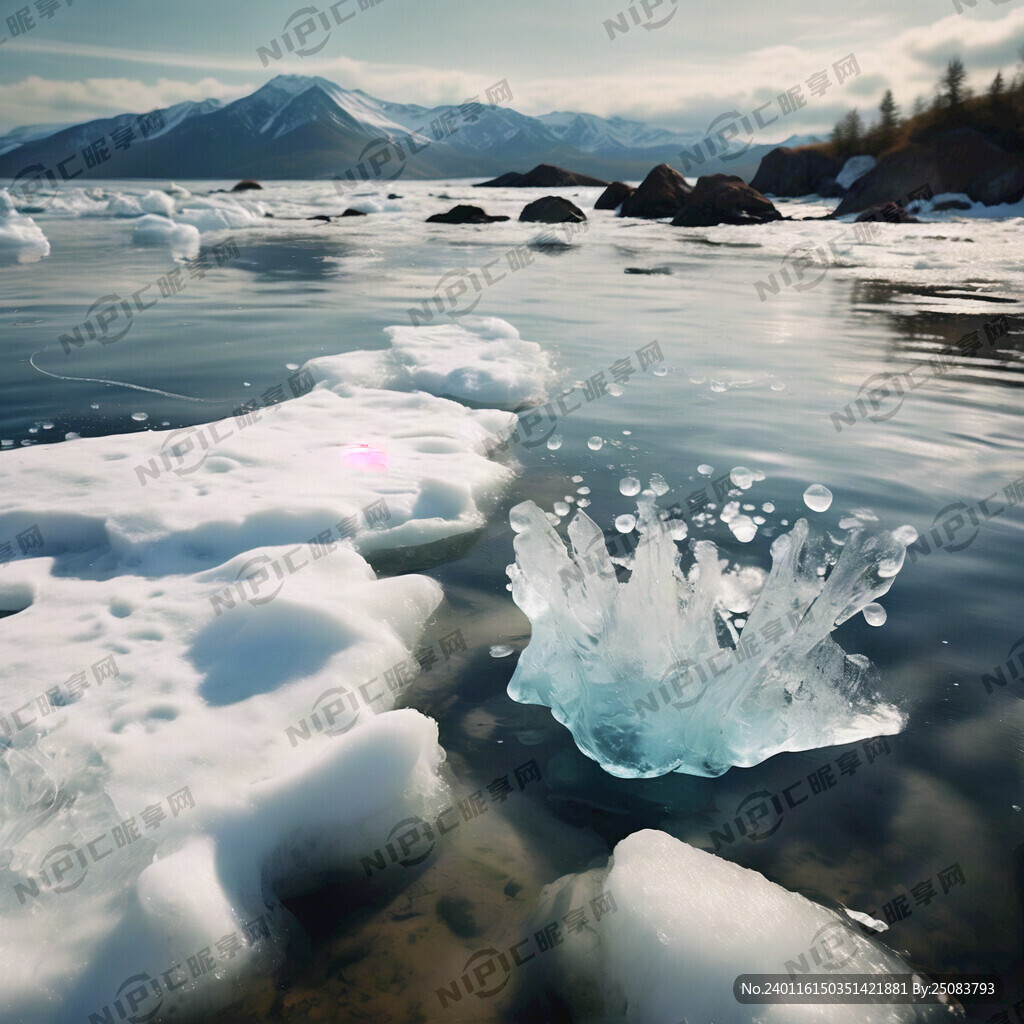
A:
[989, 70, 1005, 109]
[877, 90, 899, 147]
[941, 57, 967, 109]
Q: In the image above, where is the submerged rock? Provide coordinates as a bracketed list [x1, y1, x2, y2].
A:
[476, 163, 608, 188]
[519, 196, 587, 223]
[426, 204, 510, 224]
[619, 163, 692, 219]
[595, 182, 635, 210]
[671, 174, 782, 227]
[231, 180, 263, 192]
[341, 208, 367, 217]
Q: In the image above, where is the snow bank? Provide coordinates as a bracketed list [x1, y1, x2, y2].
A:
[836, 155, 876, 191]
[106, 190, 176, 217]
[308, 316, 555, 410]
[506, 496, 915, 777]
[528, 829, 960, 1023]
[0, 188, 50, 264]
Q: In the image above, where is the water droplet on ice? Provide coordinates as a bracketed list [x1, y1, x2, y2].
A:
[546, 435, 563, 450]
[608, 384, 624, 397]
[803, 484, 833, 512]
[863, 603, 887, 626]
[698, 464, 714, 477]
[729, 516, 757, 542]
[619, 477, 641, 497]
[770, 381, 786, 391]
[649, 474, 669, 495]
[131, 412, 149, 422]
[587, 436, 604, 451]
[653, 365, 668, 376]
[286, 362, 299, 371]
[41, 422, 53, 430]
[615, 514, 637, 533]
[490, 645, 514, 658]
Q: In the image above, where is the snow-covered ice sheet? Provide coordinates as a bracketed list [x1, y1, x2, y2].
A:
[0, 539, 451, 1022]
[506, 497, 916, 778]
[307, 316, 554, 410]
[528, 829, 961, 1023]
[0, 382, 516, 574]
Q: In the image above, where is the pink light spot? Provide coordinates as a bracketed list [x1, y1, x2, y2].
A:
[341, 444, 388, 470]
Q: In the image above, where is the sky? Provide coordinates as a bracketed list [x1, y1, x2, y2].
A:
[0, 0, 1022, 134]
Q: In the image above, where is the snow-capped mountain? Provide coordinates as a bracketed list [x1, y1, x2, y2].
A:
[0, 75, 820, 184]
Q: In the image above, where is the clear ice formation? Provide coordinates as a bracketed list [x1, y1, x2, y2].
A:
[506, 498, 916, 778]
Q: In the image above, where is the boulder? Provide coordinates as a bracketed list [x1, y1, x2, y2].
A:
[426, 204, 510, 224]
[619, 164, 693, 219]
[231, 180, 262, 192]
[671, 174, 782, 227]
[519, 196, 587, 223]
[749, 148, 843, 197]
[835, 126, 1024, 215]
[476, 164, 608, 188]
[595, 182, 635, 210]
[307, 215, 332, 223]
[341, 208, 367, 217]
[854, 202, 918, 224]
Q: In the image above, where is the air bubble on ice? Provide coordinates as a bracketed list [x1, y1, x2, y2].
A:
[490, 645, 515, 658]
[697, 464, 713, 477]
[608, 384, 624, 397]
[728, 516, 757, 543]
[652, 365, 668, 377]
[131, 412, 149, 422]
[863, 603, 887, 626]
[803, 484, 833, 512]
[588, 436, 604, 451]
[649, 474, 669, 496]
[619, 477, 641, 497]
[547, 435, 563, 450]
[730, 467, 754, 489]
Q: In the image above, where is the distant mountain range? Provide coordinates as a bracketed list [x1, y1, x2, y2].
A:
[0, 76, 819, 186]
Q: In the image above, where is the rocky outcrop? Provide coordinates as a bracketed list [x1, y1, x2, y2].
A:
[475, 164, 609, 188]
[671, 174, 782, 227]
[519, 196, 587, 223]
[835, 126, 1024, 215]
[749, 148, 842, 197]
[426, 205, 509, 224]
[619, 164, 692, 219]
[231, 180, 262, 191]
[854, 202, 919, 224]
[341, 208, 367, 217]
[595, 182, 635, 210]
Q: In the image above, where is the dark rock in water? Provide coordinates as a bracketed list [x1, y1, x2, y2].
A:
[231, 180, 262, 192]
[263, 212, 274, 218]
[933, 198, 972, 211]
[341, 208, 367, 217]
[625, 267, 673, 275]
[595, 182, 635, 210]
[476, 163, 609, 188]
[816, 176, 845, 198]
[307, 214, 332, 222]
[387, 193, 401, 199]
[671, 174, 782, 227]
[19, 206, 46, 214]
[750, 148, 843, 197]
[426, 204, 510, 224]
[836, 126, 1024, 215]
[619, 163, 693, 219]
[519, 196, 587, 223]
[855, 202, 919, 224]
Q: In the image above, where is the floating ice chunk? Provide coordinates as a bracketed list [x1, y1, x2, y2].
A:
[698, 464, 713, 476]
[845, 907, 889, 933]
[528, 830, 953, 1024]
[131, 214, 200, 259]
[803, 484, 833, 512]
[619, 477, 641, 497]
[730, 466, 755, 489]
[308, 317, 553, 411]
[649, 474, 669, 496]
[505, 497, 912, 777]
[106, 190, 175, 217]
[0, 189, 50, 264]
[174, 195, 266, 232]
[728, 514, 757, 542]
